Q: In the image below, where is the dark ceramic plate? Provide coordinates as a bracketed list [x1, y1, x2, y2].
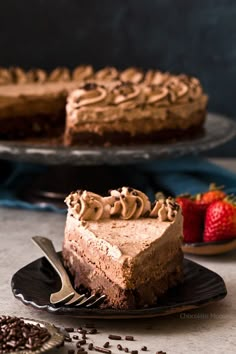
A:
[1, 113, 236, 165]
[11, 254, 227, 319]
[182, 238, 236, 256]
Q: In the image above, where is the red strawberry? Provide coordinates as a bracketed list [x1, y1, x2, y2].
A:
[176, 197, 203, 243]
[204, 199, 236, 242]
[195, 183, 226, 215]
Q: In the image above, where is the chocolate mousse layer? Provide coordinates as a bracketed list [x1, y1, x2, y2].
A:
[63, 187, 183, 309]
[64, 110, 206, 146]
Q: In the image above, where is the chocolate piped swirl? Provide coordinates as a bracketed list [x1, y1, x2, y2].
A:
[27, 68, 48, 83]
[0, 68, 13, 85]
[65, 187, 180, 222]
[109, 187, 151, 219]
[144, 85, 170, 106]
[175, 75, 203, 100]
[72, 65, 94, 81]
[49, 67, 71, 82]
[111, 82, 141, 106]
[144, 70, 170, 86]
[164, 77, 189, 103]
[150, 196, 179, 221]
[120, 68, 144, 84]
[65, 190, 110, 221]
[10, 67, 28, 84]
[67, 82, 108, 108]
[94, 67, 119, 81]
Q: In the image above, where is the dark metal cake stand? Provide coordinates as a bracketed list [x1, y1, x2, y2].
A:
[0, 113, 235, 207]
[0, 113, 235, 165]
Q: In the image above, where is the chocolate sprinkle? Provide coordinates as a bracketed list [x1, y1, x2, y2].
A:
[83, 83, 97, 90]
[103, 342, 110, 348]
[117, 344, 123, 350]
[141, 346, 147, 351]
[94, 345, 111, 354]
[66, 327, 75, 333]
[78, 329, 87, 334]
[125, 336, 134, 341]
[88, 328, 97, 334]
[88, 343, 94, 350]
[124, 348, 129, 353]
[65, 337, 72, 342]
[108, 334, 122, 340]
[131, 351, 138, 354]
[78, 339, 86, 345]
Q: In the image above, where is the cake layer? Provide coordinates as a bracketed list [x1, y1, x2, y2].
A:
[0, 114, 64, 139]
[64, 109, 205, 146]
[63, 245, 183, 309]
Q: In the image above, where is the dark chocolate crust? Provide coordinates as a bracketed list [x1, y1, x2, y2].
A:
[0, 112, 65, 139]
[64, 110, 206, 146]
[62, 247, 183, 309]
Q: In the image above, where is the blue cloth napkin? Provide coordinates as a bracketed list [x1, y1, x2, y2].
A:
[0, 157, 236, 213]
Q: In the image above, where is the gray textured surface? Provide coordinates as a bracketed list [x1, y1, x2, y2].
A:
[0, 207, 236, 353]
[0, 159, 236, 352]
[0, 113, 235, 166]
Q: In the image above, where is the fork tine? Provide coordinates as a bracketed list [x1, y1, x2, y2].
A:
[75, 294, 97, 307]
[86, 295, 107, 308]
[65, 293, 86, 306]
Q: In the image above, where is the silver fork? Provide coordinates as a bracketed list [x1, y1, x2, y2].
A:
[32, 236, 106, 307]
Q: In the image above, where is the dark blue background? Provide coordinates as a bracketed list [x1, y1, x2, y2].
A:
[0, 0, 235, 156]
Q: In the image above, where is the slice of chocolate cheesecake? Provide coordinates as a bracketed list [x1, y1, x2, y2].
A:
[63, 187, 183, 309]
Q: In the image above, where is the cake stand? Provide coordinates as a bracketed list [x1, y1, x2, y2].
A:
[0, 113, 235, 165]
[0, 113, 235, 207]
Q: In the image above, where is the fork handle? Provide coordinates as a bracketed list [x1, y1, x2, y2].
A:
[32, 236, 73, 289]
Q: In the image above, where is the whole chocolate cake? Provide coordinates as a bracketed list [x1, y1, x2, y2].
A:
[0, 66, 207, 144]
